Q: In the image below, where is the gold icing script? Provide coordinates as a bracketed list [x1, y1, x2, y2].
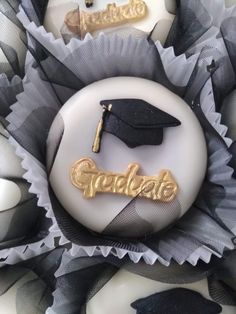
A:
[70, 158, 178, 202]
[64, 0, 148, 38]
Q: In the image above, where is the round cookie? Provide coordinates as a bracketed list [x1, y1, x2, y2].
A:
[86, 269, 233, 314]
[47, 77, 207, 237]
[44, 0, 176, 44]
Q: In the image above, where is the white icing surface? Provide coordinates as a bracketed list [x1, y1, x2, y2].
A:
[221, 89, 236, 141]
[0, 271, 37, 314]
[86, 269, 235, 314]
[0, 12, 26, 70]
[0, 179, 21, 212]
[48, 77, 207, 234]
[44, 0, 175, 44]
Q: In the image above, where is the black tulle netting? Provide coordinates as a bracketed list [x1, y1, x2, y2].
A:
[0, 248, 64, 314]
[0, 248, 235, 314]
[165, 0, 236, 110]
[0, 0, 51, 79]
[0, 72, 59, 266]
[3, 23, 236, 265]
[47, 250, 236, 314]
[0, 0, 27, 78]
[164, 0, 236, 203]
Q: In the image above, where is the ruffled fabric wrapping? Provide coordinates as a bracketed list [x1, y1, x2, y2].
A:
[165, 0, 236, 181]
[17, 0, 236, 110]
[0, 248, 64, 314]
[0, 0, 27, 78]
[0, 5, 28, 259]
[0, 74, 22, 118]
[0, 74, 51, 266]
[20, 0, 48, 26]
[165, 0, 236, 56]
[47, 250, 236, 314]
[165, 0, 236, 109]
[219, 19, 236, 181]
[0, 74, 67, 266]
[5, 21, 236, 265]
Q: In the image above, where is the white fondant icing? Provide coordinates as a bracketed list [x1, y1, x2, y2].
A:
[0, 179, 21, 212]
[44, 0, 175, 44]
[165, 0, 177, 14]
[86, 269, 235, 314]
[221, 90, 236, 141]
[48, 77, 207, 235]
[0, 12, 26, 70]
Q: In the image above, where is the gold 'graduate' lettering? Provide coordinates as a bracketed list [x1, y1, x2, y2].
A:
[64, 0, 148, 38]
[70, 158, 178, 202]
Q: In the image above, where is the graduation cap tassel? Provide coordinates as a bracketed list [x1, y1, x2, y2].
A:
[85, 0, 94, 8]
[92, 104, 112, 153]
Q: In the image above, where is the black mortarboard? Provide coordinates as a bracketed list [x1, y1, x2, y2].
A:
[131, 288, 222, 314]
[92, 98, 181, 153]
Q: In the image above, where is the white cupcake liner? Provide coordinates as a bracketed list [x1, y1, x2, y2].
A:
[5, 27, 236, 265]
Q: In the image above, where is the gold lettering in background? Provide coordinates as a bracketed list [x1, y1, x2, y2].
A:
[64, 0, 148, 38]
[70, 158, 178, 202]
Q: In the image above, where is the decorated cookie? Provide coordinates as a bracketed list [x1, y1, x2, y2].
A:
[51, 253, 236, 314]
[8, 32, 236, 263]
[47, 77, 207, 237]
[44, 0, 176, 43]
[86, 270, 227, 314]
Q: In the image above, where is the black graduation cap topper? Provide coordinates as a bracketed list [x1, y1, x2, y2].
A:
[92, 98, 181, 153]
[131, 288, 222, 314]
